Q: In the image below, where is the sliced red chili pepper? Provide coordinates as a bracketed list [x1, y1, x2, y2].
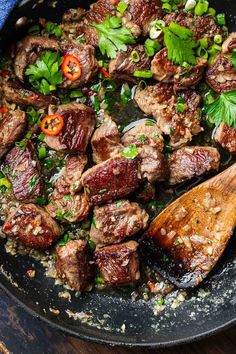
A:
[100, 67, 110, 78]
[62, 54, 81, 81]
[1, 70, 9, 78]
[4, 224, 13, 229]
[112, 0, 119, 5]
[0, 107, 7, 113]
[40, 114, 64, 136]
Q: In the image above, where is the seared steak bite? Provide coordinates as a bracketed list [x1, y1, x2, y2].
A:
[81, 156, 140, 205]
[14, 36, 60, 83]
[164, 12, 222, 43]
[168, 146, 220, 185]
[55, 155, 88, 195]
[55, 240, 93, 291]
[109, 45, 151, 83]
[135, 84, 203, 148]
[46, 189, 90, 223]
[95, 241, 140, 285]
[151, 48, 207, 91]
[0, 110, 26, 160]
[90, 200, 149, 245]
[206, 33, 236, 93]
[122, 0, 163, 37]
[5, 140, 43, 201]
[121, 120, 164, 151]
[91, 115, 122, 164]
[214, 123, 236, 153]
[3, 204, 62, 249]
[138, 146, 168, 183]
[2, 80, 59, 109]
[62, 7, 86, 23]
[44, 102, 96, 153]
[60, 41, 98, 89]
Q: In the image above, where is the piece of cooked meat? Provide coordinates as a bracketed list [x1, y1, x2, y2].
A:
[109, 45, 151, 83]
[135, 84, 203, 149]
[14, 36, 60, 83]
[46, 189, 90, 223]
[91, 115, 122, 164]
[2, 80, 59, 109]
[3, 204, 62, 249]
[151, 48, 207, 91]
[90, 200, 149, 245]
[55, 240, 93, 291]
[122, 0, 163, 37]
[60, 41, 98, 89]
[214, 123, 236, 153]
[121, 120, 164, 151]
[5, 140, 43, 201]
[0, 109, 26, 160]
[138, 146, 168, 183]
[44, 102, 96, 153]
[95, 241, 140, 285]
[81, 156, 140, 205]
[164, 12, 222, 43]
[168, 146, 220, 185]
[206, 33, 236, 93]
[55, 155, 88, 195]
[62, 7, 86, 23]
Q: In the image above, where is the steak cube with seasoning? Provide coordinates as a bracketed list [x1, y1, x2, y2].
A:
[44, 102, 96, 153]
[95, 241, 140, 285]
[55, 240, 94, 291]
[0, 109, 26, 160]
[214, 123, 236, 153]
[81, 156, 140, 205]
[168, 146, 220, 185]
[3, 204, 62, 249]
[90, 200, 149, 245]
[5, 139, 43, 201]
[138, 145, 168, 183]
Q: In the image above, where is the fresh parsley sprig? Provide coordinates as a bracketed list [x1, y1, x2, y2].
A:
[206, 90, 236, 128]
[93, 16, 136, 59]
[25, 51, 63, 95]
[163, 22, 197, 66]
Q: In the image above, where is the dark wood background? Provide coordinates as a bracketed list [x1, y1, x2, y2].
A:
[0, 288, 235, 354]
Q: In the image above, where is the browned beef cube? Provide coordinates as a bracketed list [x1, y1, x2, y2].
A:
[55, 240, 93, 291]
[55, 155, 88, 195]
[46, 189, 90, 223]
[0, 109, 26, 160]
[91, 115, 122, 164]
[109, 45, 151, 83]
[44, 102, 95, 153]
[136, 182, 156, 203]
[90, 200, 149, 245]
[168, 146, 220, 185]
[138, 146, 168, 183]
[214, 123, 236, 153]
[3, 204, 62, 249]
[5, 140, 43, 201]
[95, 241, 140, 285]
[81, 156, 140, 205]
[206, 33, 236, 93]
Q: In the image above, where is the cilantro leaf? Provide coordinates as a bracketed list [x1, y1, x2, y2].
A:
[163, 21, 197, 66]
[231, 50, 236, 69]
[25, 51, 63, 95]
[93, 16, 136, 59]
[206, 90, 236, 128]
[121, 145, 138, 159]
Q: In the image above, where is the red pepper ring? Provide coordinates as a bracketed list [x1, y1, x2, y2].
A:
[62, 54, 82, 81]
[40, 114, 64, 136]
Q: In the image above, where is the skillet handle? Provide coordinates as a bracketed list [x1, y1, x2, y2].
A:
[0, 0, 19, 29]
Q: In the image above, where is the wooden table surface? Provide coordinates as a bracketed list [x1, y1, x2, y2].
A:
[0, 288, 236, 354]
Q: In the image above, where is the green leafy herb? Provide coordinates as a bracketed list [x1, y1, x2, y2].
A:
[38, 146, 47, 160]
[163, 22, 197, 65]
[145, 120, 155, 126]
[95, 276, 104, 284]
[57, 234, 70, 247]
[156, 298, 164, 306]
[93, 16, 135, 59]
[15, 140, 27, 149]
[206, 90, 236, 128]
[144, 38, 161, 57]
[120, 83, 131, 104]
[25, 51, 63, 95]
[29, 175, 37, 192]
[26, 106, 43, 126]
[36, 196, 48, 205]
[121, 145, 139, 159]
[117, 1, 128, 14]
[92, 216, 97, 229]
[45, 21, 62, 38]
[231, 50, 236, 69]
[138, 134, 148, 144]
[86, 235, 96, 250]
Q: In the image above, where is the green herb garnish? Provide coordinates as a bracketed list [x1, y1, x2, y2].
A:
[45, 21, 62, 38]
[121, 145, 139, 159]
[29, 175, 37, 192]
[57, 233, 70, 247]
[144, 38, 161, 57]
[206, 90, 236, 128]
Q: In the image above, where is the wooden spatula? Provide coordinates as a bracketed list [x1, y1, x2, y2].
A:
[144, 163, 236, 288]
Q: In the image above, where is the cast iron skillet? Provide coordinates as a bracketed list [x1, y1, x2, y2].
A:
[0, 0, 236, 348]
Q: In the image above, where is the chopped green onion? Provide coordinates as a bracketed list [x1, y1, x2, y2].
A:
[38, 146, 47, 160]
[138, 80, 147, 90]
[95, 276, 104, 284]
[15, 140, 26, 149]
[182, 61, 191, 69]
[216, 13, 226, 26]
[214, 34, 223, 44]
[156, 298, 164, 306]
[121, 83, 131, 104]
[38, 132, 45, 141]
[144, 38, 161, 57]
[121, 145, 138, 159]
[198, 37, 208, 49]
[162, 3, 172, 12]
[176, 97, 186, 112]
[185, 0, 196, 11]
[207, 7, 216, 16]
[133, 70, 153, 78]
[117, 1, 128, 14]
[194, 0, 209, 16]
[197, 46, 208, 59]
[70, 90, 83, 98]
[0, 177, 11, 189]
[131, 50, 140, 63]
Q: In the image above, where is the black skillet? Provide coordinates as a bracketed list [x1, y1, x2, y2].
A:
[0, 0, 236, 348]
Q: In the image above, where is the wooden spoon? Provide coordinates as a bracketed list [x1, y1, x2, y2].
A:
[144, 163, 236, 288]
